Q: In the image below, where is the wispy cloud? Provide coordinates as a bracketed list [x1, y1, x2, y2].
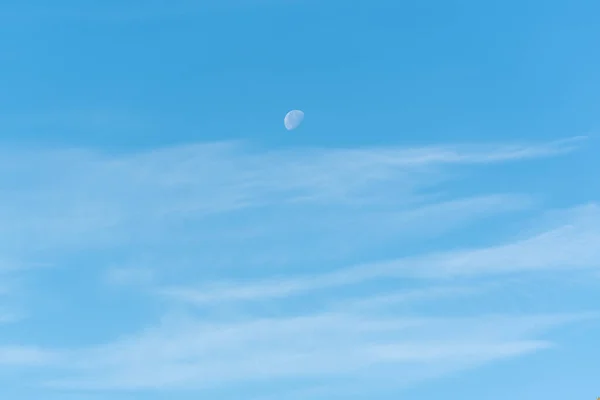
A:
[43, 311, 592, 392]
[0, 135, 594, 397]
[158, 202, 600, 305]
[0, 137, 582, 254]
[0, 346, 59, 367]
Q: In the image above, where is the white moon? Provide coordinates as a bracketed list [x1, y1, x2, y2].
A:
[284, 110, 304, 130]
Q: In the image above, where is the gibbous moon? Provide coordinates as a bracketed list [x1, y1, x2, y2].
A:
[284, 110, 304, 130]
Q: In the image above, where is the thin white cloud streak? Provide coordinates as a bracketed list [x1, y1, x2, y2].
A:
[161, 203, 600, 304]
[249, 340, 551, 400]
[330, 286, 484, 312]
[42, 311, 592, 391]
[49, 342, 552, 390]
[0, 346, 59, 367]
[143, 192, 533, 284]
[0, 137, 576, 257]
[0, 135, 591, 395]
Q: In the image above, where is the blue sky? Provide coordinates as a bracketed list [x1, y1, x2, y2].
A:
[0, 0, 599, 399]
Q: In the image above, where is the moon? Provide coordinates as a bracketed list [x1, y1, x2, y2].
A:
[284, 110, 304, 130]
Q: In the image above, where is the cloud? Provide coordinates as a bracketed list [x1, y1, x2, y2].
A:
[0, 137, 581, 258]
[0, 135, 593, 397]
[43, 310, 590, 392]
[331, 285, 484, 311]
[160, 202, 600, 305]
[0, 346, 59, 367]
